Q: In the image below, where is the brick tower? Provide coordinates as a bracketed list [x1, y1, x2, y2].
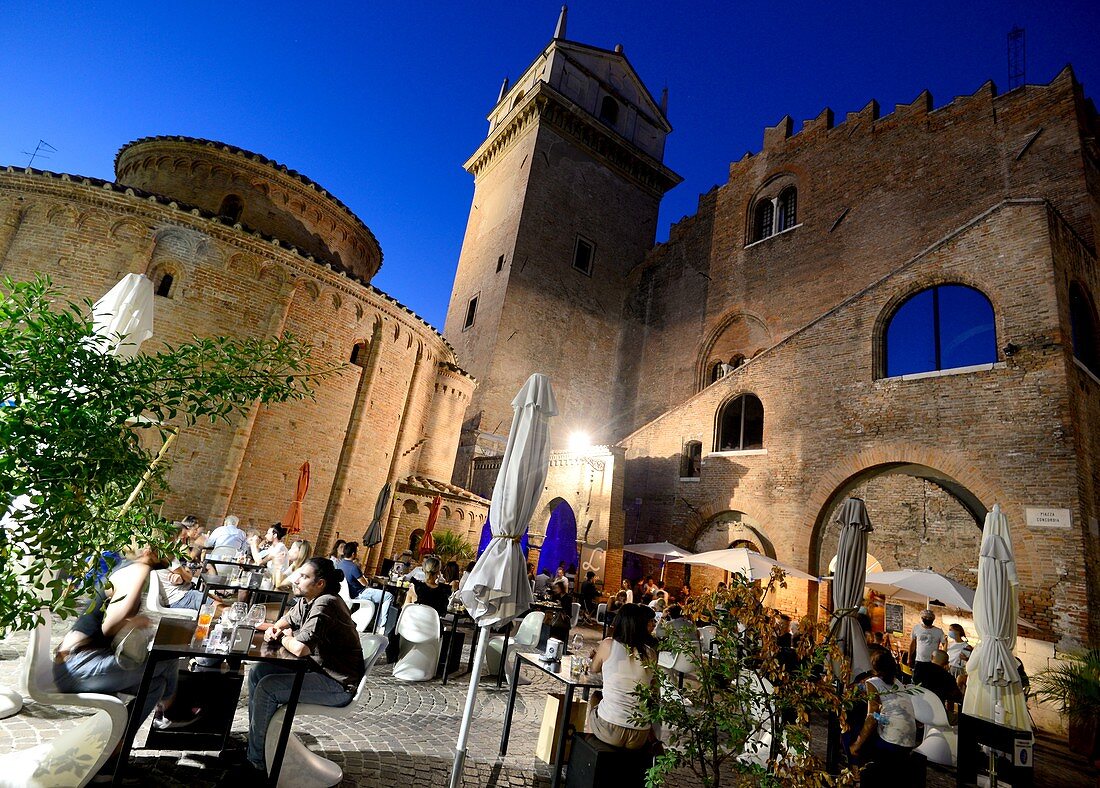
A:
[444, 8, 681, 487]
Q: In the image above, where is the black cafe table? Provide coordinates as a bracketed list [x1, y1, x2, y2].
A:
[499, 652, 602, 788]
[113, 617, 315, 787]
[437, 610, 511, 686]
[200, 577, 291, 618]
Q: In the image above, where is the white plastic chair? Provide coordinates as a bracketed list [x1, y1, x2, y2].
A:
[570, 602, 581, 628]
[338, 580, 376, 632]
[146, 570, 198, 620]
[264, 633, 387, 787]
[486, 611, 545, 678]
[595, 602, 607, 625]
[392, 604, 441, 682]
[909, 685, 958, 766]
[0, 613, 130, 787]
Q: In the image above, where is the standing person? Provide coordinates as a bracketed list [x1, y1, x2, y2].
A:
[249, 523, 289, 574]
[849, 651, 917, 775]
[587, 604, 657, 749]
[945, 623, 972, 678]
[620, 579, 634, 604]
[238, 558, 364, 778]
[908, 609, 946, 686]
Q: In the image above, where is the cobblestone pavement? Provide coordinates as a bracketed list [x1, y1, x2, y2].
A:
[0, 616, 1091, 787]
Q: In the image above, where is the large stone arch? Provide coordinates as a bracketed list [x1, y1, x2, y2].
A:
[807, 446, 1003, 578]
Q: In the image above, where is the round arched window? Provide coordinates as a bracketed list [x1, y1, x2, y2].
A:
[884, 284, 996, 377]
[715, 394, 764, 451]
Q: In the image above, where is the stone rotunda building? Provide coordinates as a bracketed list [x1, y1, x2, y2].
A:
[0, 136, 488, 562]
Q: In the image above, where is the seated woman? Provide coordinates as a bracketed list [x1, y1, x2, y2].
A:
[407, 555, 452, 617]
[272, 538, 312, 591]
[54, 546, 189, 739]
[849, 650, 916, 775]
[587, 604, 656, 750]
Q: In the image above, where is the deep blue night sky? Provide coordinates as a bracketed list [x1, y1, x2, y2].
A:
[2, 2, 1097, 329]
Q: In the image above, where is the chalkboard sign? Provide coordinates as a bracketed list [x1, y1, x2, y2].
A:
[885, 603, 904, 634]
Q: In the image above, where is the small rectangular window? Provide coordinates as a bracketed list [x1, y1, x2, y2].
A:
[463, 294, 479, 330]
[572, 236, 594, 276]
[496, 254, 505, 273]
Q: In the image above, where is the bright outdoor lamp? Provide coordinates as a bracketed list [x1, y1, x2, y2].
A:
[567, 431, 591, 453]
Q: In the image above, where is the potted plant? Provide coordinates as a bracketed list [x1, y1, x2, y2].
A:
[430, 529, 476, 567]
[1033, 649, 1100, 760]
[635, 570, 860, 787]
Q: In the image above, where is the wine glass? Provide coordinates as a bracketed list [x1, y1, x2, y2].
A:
[227, 601, 248, 625]
[570, 633, 584, 655]
[248, 604, 267, 627]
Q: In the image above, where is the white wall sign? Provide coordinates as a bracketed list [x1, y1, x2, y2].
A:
[1024, 507, 1072, 529]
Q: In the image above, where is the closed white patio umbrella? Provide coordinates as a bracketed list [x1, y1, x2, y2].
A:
[673, 547, 817, 581]
[963, 504, 1030, 730]
[829, 498, 874, 681]
[449, 374, 557, 788]
[89, 272, 154, 359]
[863, 568, 975, 612]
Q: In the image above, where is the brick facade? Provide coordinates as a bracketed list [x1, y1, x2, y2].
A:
[0, 140, 476, 558]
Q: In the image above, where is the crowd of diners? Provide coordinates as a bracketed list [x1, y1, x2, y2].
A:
[51, 520, 998, 785]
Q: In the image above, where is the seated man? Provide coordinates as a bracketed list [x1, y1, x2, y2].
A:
[336, 542, 398, 637]
[921, 649, 963, 708]
[240, 558, 365, 777]
[579, 571, 600, 621]
[194, 514, 248, 556]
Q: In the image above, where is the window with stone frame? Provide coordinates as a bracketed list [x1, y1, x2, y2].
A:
[1069, 281, 1100, 378]
[349, 341, 370, 367]
[882, 284, 996, 377]
[463, 293, 479, 330]
[715, 394, 764, 451]
[680, 441, 703, 478]
[599, 95, 620, 126]
[572, 236, 595, 276]
[218, 194, 244, 223]
[149, 264, 178, 299]
[748, 176, 800, 244]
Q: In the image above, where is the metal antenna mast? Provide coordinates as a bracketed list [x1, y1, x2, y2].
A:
[1008, 26, 1026, 91]
[21, 140, 57, 168]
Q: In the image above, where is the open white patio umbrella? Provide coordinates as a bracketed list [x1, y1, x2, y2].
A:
[673, 547, 817, 581]
[963, 504, 1030, 730]
[449, 374, 557, 788]
[829, 498, 874, 681]
[863, 568, 975, 611]
[624, 540, 694, 581]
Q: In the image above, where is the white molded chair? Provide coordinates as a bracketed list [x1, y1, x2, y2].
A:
[264, 633, 387, 787]
[338, 580, 376, 632]
[392, 604, 442, 682]
[595, 603, 607, 625]
[909, 685, 958, 766]
[486, 611, 545, 679]
[570, 602, 581, 628]
[146, 570, 198, 620]
[0, 613, 130, 787]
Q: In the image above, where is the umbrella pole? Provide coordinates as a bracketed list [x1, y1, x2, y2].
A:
[449, 625, 491, 788]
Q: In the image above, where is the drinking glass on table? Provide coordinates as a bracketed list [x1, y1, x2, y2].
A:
[227, 601, 248, 625]
[247, 604, 267, 627]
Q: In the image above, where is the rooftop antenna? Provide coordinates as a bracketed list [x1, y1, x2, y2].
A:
[1008, 26, 1026, 91]
[21, 140, 57, 168]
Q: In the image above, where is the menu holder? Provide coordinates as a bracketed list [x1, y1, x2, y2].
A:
[229, 626, 256, 653]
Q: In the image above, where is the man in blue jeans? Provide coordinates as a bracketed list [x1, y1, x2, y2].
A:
[239, 557, 364, 778]
[335, 541, 399, 637]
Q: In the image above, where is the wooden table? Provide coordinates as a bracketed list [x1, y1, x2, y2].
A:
[113, 617, 314, 787]
[499, 652, 602, 788]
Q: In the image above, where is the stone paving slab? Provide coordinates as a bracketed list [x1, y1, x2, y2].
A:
[0, 616, 1091, 787]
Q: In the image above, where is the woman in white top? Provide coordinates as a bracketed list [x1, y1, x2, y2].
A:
[249, 522, 289, 574]
[587, 603, 656, 749]
[850, 650, 916, 771]
[946, 623, 972, 678]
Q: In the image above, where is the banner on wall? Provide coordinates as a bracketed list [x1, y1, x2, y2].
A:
[579, 539, 607, 586]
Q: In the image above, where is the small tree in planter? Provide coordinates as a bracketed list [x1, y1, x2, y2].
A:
[0, 277, 335, 632]
[1033, 649, 1100, 760]
[430, 529, 476, 567]
[635, 570, 860, 787]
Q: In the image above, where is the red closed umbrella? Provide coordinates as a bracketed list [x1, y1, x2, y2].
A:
[419, 495, 442, 556]
[282, 461, 311, 535]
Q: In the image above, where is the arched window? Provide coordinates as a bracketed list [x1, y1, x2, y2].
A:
[777, 187, 797, 231]
[710, 361, 725, 383]
[884, 284, 996, 377]
[349, 341, 369, 367]
[218, 194, 244, 223]
[155, 272, 174, 298]
[511, 90, 525, 109]
[1070, 282, 1100, 377]
[149, 264, 177, 299]
[716, 394, 764, 451]
[599, 96, 619, 126]
[753, 200, 774, 242]
[680, 441, 702, 478]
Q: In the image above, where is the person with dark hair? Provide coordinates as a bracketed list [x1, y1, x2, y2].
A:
[588, 604, 657, 749]
[849, 650, 916, 775]
[579, 570, 600, 621]
[545, 578, 575, 645]
[328, 539, 346, 563]
[249, 522, 288, 573]
[241, 557, 364, 777]
[335, 541, 366, 598]
[443, 560, 461, 586]
[335, 541, 399, 641]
